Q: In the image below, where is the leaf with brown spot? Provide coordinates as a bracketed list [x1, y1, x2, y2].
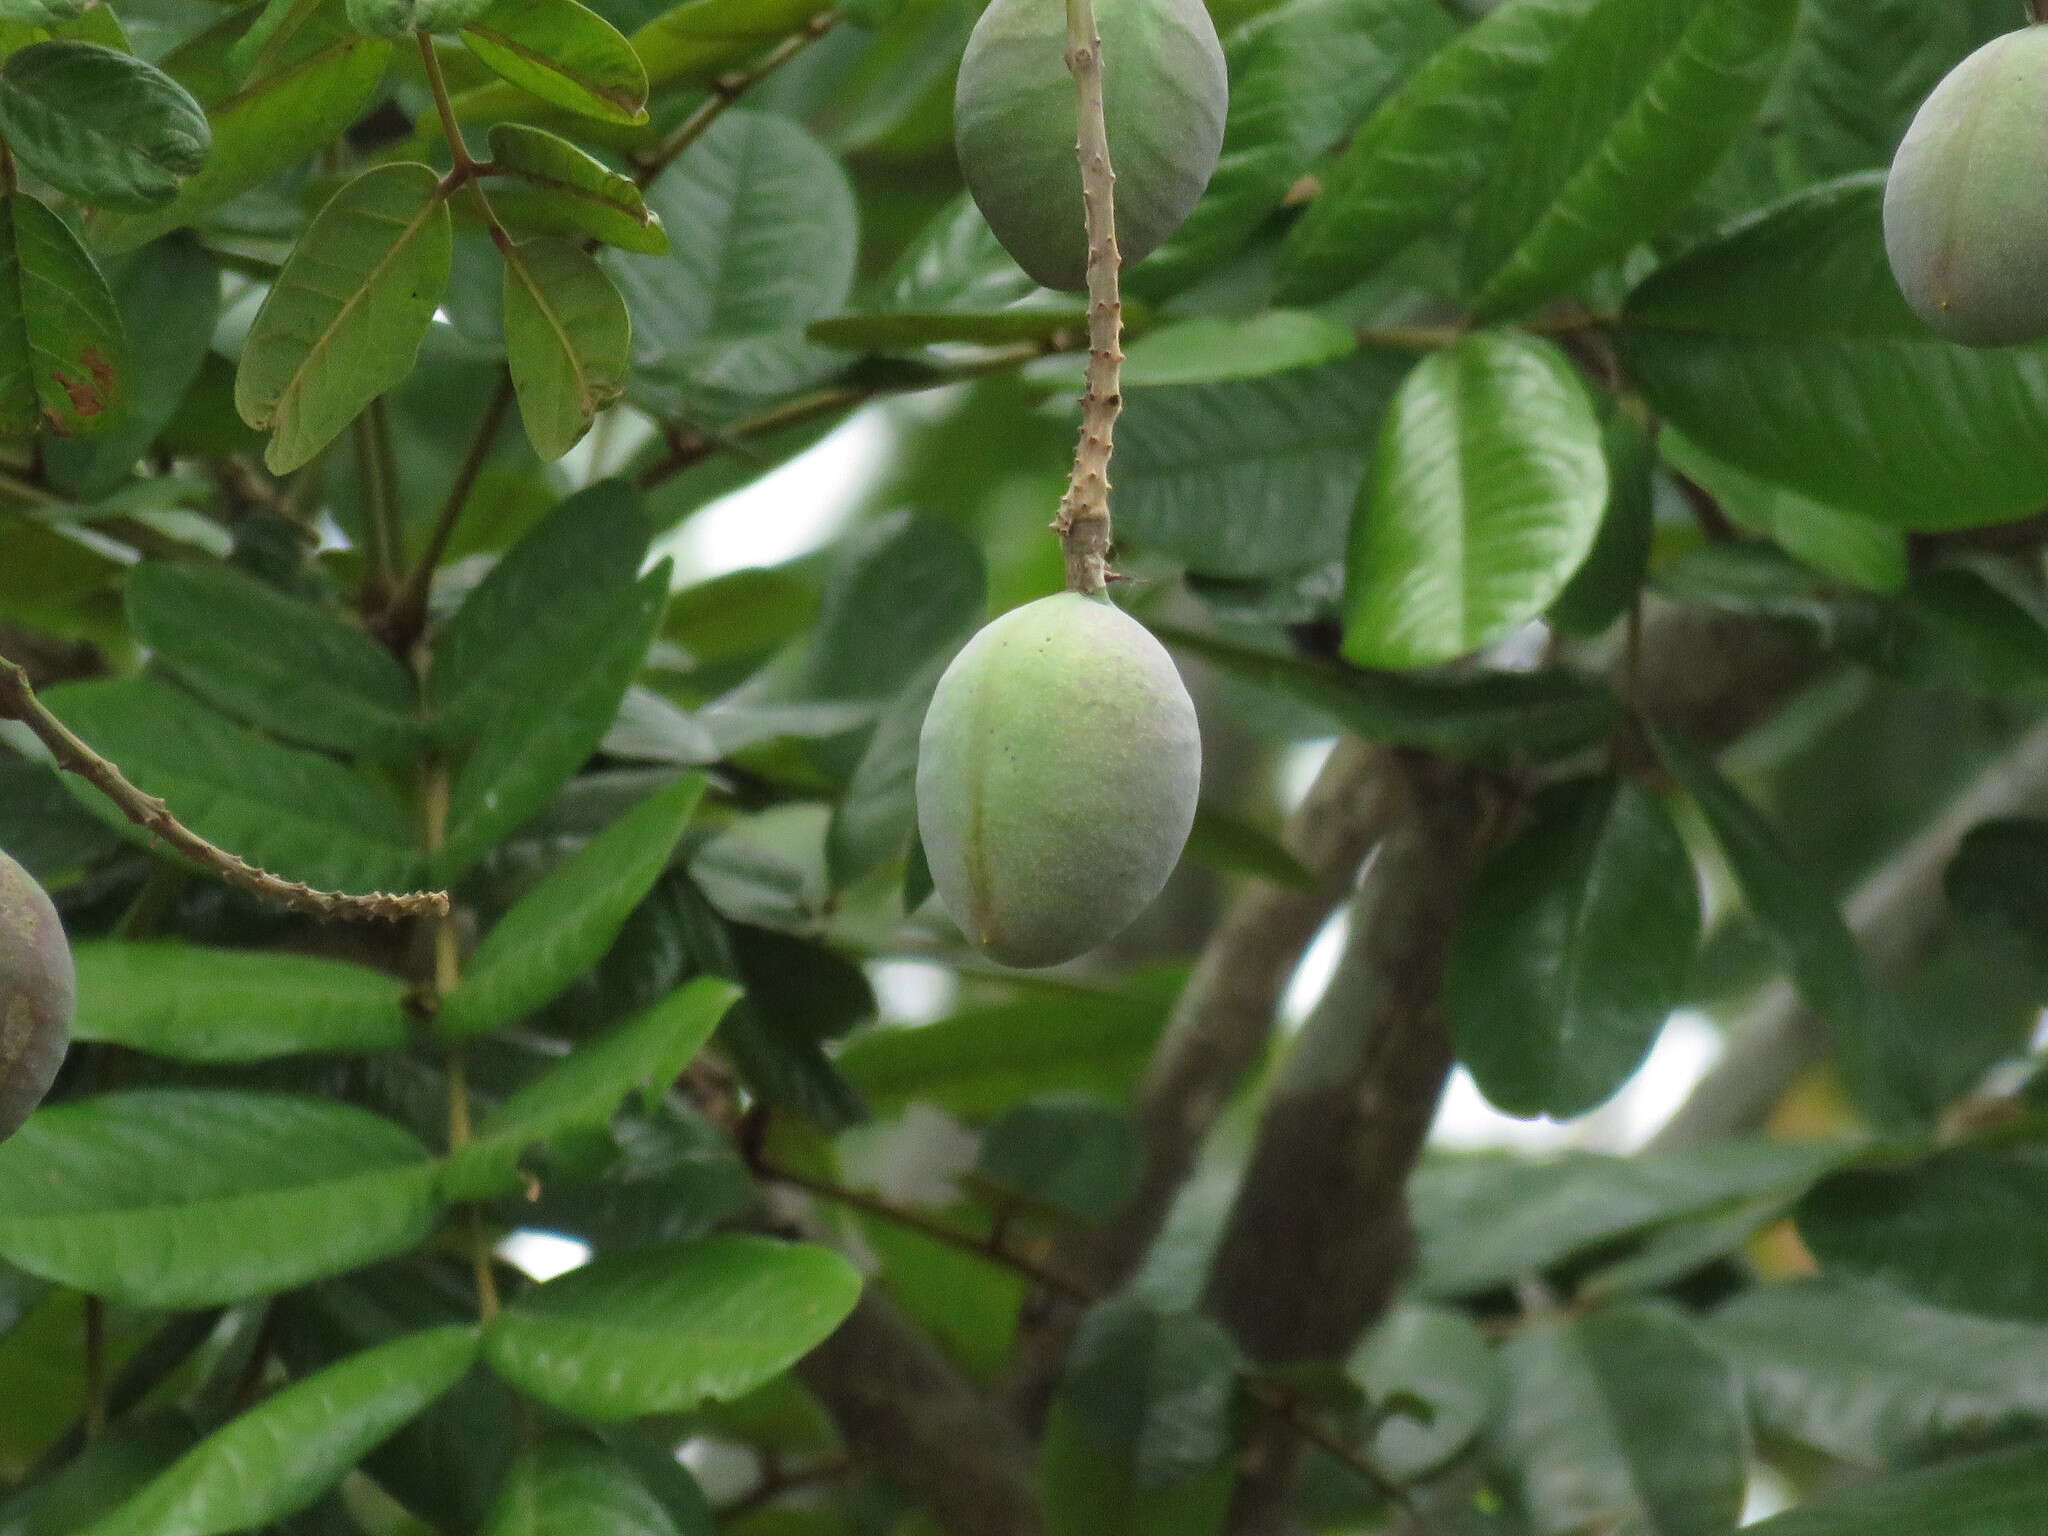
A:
[0, 191, 126, 437]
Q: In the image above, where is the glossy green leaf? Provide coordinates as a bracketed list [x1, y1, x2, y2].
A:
[77, 1327, 479, 1536]
[1797, 1149, 2048, 1324]
[1651, 723, 1880, 1080]
[1292, 0, 1607, 298]
[1619, 176, 2048, 529]
[0, 1089, 440, 1307]
[1116, 352, 1409, 579]
[503, 237, 631, 461]
[126, 562, 421, 757]
[1710, 1278, 2048, 1465]
[1466, 0, 1794, 317]
[72, 942, 411, 1061]
[459, 0, 647, 125]
[236, 162, 453, 473]
[441, 774, 706, 1038]
[1491, 1302, 1745, 1536]
[483, 1235, 862, 1420]
[482, 1436, 686, 1536]
[1344, 332, 1606, 668]
[448, 977, 740, 1200]
[0, 191, 124, 436]
[485, 123, 668, 254]
[628, 0, 830, 91]
[1448, 776, 1699, 1119]
[40, 677, 422, 894]
[0, 42, 207, 210]
[1742, 1442, 2048, 1536]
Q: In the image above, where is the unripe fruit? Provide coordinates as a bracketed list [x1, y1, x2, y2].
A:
[954, 0, 1227, 292]
[1885, 27, 2048, 347]
[0, 849, 72, 1143]
[916, 593, 1200, 968]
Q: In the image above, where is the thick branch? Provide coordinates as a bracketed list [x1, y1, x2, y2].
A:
[0, 657, 447, 922]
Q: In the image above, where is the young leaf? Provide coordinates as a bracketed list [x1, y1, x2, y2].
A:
[458, 0, 648, 125]
[0, 191, 125, 436]
[126, 562, 422, 757]
[72, 942, 412, 1061]
[485, 123, 668, 254]
[1447, 776, 1700, 1119]
[0, 1089, 441, 1307]
[0, 42, 209, 210]
[438, 773, 708, 1039]
[1344, 332, 1607, 669]
[502, 237, 631, 461]
[483, 1235, 861, 1420]
[1490, 1302, 1747, 1536]
[1465, 0, 1796, 318]
[482, 1436, 687, 1536]
[76, 1327, 479, 1536]
[236, 162, 453, 473]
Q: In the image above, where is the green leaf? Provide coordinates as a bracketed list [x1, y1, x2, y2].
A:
[1549, 407, 1655, 636]
[441, 774, 707, 1039]
[236, 162, 453, 473]
[1742, 1443, 2048, 1536]
[482, 1436, 687, 1536]
[1183, 803, 1315, 891]
[1353, 1304, 1500, 1482]
[1946, 817, 2048, 963]
[485, 123, 668, 254]
[1466, 0, 1794, 317]
[1447, 776, 1699, 1119]
[807, 308, 1089, 350]
[44, 233, 217, 498]
[1650, 723, 1880, 1085]
[0, 0, 86, 22]
[126, 562, 422, 757]
[0, 1089, 441, 1307]
[1709, 1278, 2048, 1465]
[1343, 332, 1607, 669]
[503, 237, 631, 461]
[796, 510, 984, 713]
[77, 1327, 479, 1536]
[40, 677, 423, 894]
[1116, 352, 1410, 579]
[0, 42, 207, 211]
[0, 1414, 199, 1536]
[459, 0, 647, 125]
[1619, 176, 2048, 530]
[1490, 1302, 1746, 1536]
[628, 0, 830, 92]
[825, 653, 946, 890]
[92, 18, 391, 253]
[1796, 1149, 2048, 1324]
[1114, 311, 1357, 389]
[72, 941, 411, 1061]
[483, 1235, 862, 1420]
[346, 0, 495, 38]
[1279, 0, 1599, 302]
[448, 976, 740, 1200]
[978, 1098, 1141, 1224]
[0, 191, 125, 436]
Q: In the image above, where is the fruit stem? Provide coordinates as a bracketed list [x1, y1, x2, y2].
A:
[1056, 0, 1124, 598]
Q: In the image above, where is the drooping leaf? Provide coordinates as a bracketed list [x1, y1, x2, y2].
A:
[76, 1328, 479, 1536]
[459, 0, 648, 125]
[1465, 0, 1796, 317]
[481, 1436, 688, 1536]
[1447, 776, 1700, 1119]
[72, 942, 411, 1061]
[1343, 332, 1607, 668]
[485, 123, 668, 254]
[483, 1235, 862, 1420]
[0, 191, 125, 436]
[0, 1089, 441, 1307]
[236, 162, 452, 473]
[502, 237, 631, 461]
[0, 42, 208, 210]
[125, 562, 422, 757]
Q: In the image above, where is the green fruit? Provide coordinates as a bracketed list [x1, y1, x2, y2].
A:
[954, 0, 1227, 293]
[1885, 27, 2048, 347]
[916, 593, 1201, 968]
[0, 849, 72, 1143]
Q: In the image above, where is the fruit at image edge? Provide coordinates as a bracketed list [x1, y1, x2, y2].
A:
[916, 593, 1201, 968]
[954, 0, 1228, 292]
[1885, 25, 2048, 347]
[0, 848, 72, 1143]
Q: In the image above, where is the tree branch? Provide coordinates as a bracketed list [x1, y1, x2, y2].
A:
[0, 656, 448, 922]
[633, 12, 841, 186]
